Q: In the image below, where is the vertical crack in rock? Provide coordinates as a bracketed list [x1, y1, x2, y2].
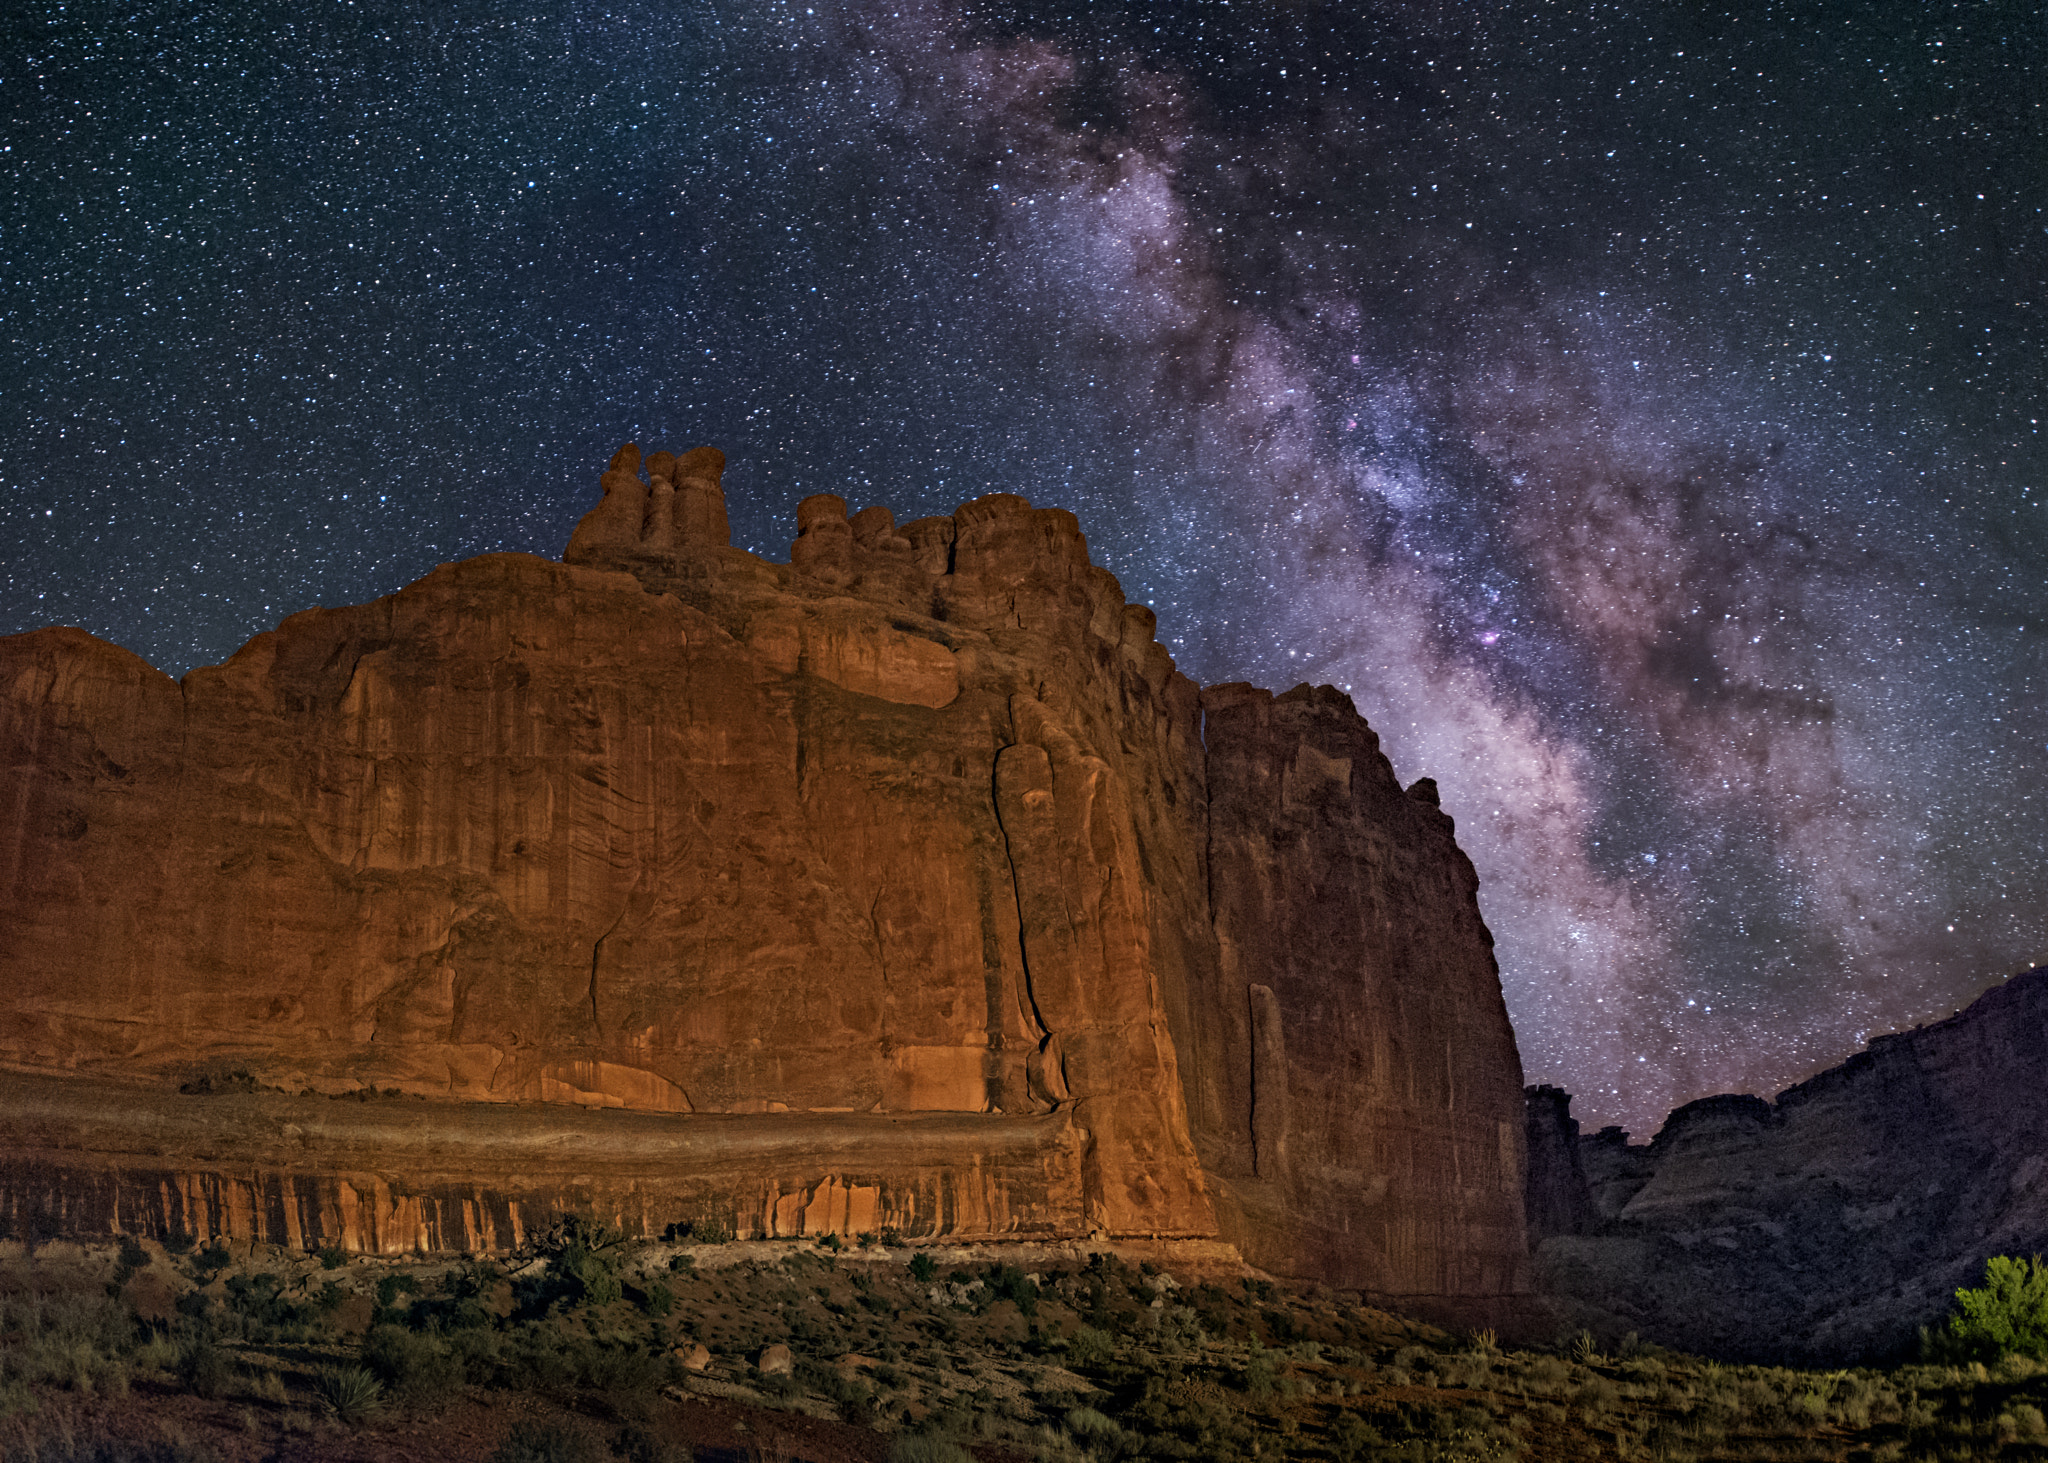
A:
[1248, 983, 1290, 1180]
[992, 737, 1059, 1098]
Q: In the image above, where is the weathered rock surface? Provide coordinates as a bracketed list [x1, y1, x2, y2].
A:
[1192, 684, 1528, 1298]
[0, 443, 1527, 1309]
[1529, 966, 2048, 1362]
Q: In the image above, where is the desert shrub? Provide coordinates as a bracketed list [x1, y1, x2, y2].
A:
[361, 1323, 464, 1400]
[1621, 1355, 1668, 1384]
[665, 1212, 734, 1245]
[190, 1242, 232, 1280]
[109, 1236, 150, 1289]
[639, 1280, 675, 1317]
[1523, 1354, 1570, 1393]
[909, 1252, 936, 1282]
[812, 1365, 877, 1424]
[499, 1333, 662, 1398]
[314, 1364, 385, 1424]
[888, 1437, 974, 1463]
[316, 1244, 348, 1269]
[490, 1421, 606, 1463]
[404, 1266, 497, 1332]
[1333, 1414, 1388, 1463]
[611, 1422, 692, 1463]
[1787, 1389, 1828, 1426]
[177, 1335, 232, 1399]
[223, 1271, 305, 1330]
[0, 1291, 136, 1390]
[1065, 1405, 1127, 1453]
[1158, 1306, 1207, 1353]
[1242, 1338, 1279, 1401]
[1575, 1375, 1622, 1415]
[989, 1264, 1039, 1316]
[1066, 1325, 1114, 1369]
[1941, 1255, 2048, 1361]
[557, 1246, 622, 1308]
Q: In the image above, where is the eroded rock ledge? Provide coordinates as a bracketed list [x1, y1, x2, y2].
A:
[1, 443, 1526, 1309]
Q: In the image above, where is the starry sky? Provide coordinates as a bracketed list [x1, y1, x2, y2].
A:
[5, 0, 2044, 1134]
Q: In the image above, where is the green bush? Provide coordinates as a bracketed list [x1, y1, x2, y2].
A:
[640, 1280, 675, 1317]
[988, 1263, 1039, 1317]
[1942, 1255, 2048, 1361]
[1066, 1325, 1114, 1369]
[909, 1251, 937, 1283]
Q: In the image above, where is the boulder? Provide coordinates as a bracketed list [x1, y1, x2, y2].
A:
[755, 1343, 793, 1376]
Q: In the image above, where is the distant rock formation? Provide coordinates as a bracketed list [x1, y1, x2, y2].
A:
[0, 444, 1527, 1315]
[1523, 1085, 1595, 1240]
[1528, 966, 2048, 1362]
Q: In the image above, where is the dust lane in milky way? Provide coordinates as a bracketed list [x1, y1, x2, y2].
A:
[3, 0, 2042, 1132]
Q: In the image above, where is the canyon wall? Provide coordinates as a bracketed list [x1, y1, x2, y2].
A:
[1528, 965, 2048, 1362]
[0, 444, 1527, 1307]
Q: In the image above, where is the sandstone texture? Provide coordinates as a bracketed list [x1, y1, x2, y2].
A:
[1529, 965, 2048, 1362]
[0, 443, 1527, 1309]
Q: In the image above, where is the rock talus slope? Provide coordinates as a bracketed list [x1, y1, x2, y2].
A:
[0, 444, 1527, 1306]
[1528, 965, 2048, 1361]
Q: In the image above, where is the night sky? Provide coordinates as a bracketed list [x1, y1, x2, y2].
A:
[5, 1, 2043, 1134]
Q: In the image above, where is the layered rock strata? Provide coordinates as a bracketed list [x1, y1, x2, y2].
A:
[1529, 965, 2048, 1362]
[1, 443, 1527, 1308]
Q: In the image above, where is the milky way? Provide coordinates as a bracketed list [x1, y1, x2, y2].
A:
[5, 1, 2043, 1132]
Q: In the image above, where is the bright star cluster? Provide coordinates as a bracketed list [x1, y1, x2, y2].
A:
[4, 1, 2042, 1133]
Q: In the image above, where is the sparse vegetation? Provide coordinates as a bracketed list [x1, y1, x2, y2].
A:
[10, 1224, 2048, 1460]
[313, 1362, 385, 1423]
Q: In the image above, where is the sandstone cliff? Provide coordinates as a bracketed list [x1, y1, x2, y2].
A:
[0, 444, 1527, 1308]
[1528, 965, 2048, 1362]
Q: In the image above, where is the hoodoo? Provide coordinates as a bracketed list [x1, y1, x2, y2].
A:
[0, 446, 1527, 1311]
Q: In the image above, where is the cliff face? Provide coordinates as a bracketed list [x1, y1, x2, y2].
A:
[1530, 966, 2048, 1362]
[0, 444, 1527, 1304]
[1522, 1085, 1596, 1241]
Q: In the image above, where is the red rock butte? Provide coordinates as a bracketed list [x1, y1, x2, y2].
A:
[0, 444, 1528, 1310]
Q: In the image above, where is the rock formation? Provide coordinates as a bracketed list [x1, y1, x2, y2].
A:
[1523, 1085, 1595, 1241]
[0, 443, 1528, 1313]
[1528, 965, 2048, 1362]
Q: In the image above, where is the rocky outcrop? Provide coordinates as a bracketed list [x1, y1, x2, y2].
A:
[1523, 1086, 1595, 1241]
[1533, 965, 2048, 1362]
[0, 443, 1528, 1309]
[1191, 684, 1528, 1298]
